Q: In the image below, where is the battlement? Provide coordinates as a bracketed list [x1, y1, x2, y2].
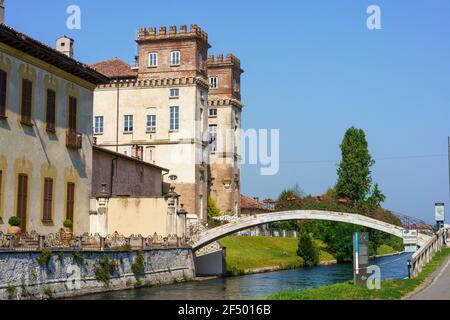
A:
[207, 54, 241, 69]
[137, 24, 209, 43]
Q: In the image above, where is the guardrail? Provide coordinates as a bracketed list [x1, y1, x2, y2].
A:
[408, 228, 446, 278]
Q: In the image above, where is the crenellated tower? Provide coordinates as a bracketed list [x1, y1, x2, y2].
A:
[207, 53, 244, 216]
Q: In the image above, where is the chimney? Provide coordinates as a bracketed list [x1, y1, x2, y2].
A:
[56, 35, 74, 58]
[253, 197, 260, 203]
[0, 0, 5, 24]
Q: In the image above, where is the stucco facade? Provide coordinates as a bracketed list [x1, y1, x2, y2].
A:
[0, 25, 107, 235]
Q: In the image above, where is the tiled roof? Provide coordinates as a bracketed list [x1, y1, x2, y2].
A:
[0, 24, 108, 84]
[241, 195, 274, 212]
[90, 59, 137, 79]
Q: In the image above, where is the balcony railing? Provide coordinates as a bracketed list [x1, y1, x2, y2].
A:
[66, 130, 82, 149]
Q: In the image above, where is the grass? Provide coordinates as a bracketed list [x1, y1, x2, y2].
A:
[269, 247, 450, 300]
[219, 236, 336, 275]
[376, 244, 398, 256]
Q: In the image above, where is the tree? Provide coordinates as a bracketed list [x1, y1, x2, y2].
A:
[335, 127, 375, 202]
[367, 183, 386, 207]
[207, 197, 221, 218]
[297, 229, 319, 267]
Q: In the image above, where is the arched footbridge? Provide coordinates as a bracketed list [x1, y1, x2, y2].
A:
[190, 210, 432, 251]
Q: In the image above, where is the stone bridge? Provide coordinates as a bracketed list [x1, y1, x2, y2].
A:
[190, 210, 432, 251]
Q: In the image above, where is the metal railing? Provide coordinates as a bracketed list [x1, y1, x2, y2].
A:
[408, 228, 446, 278]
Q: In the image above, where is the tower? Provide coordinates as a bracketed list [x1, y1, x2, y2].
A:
[207, 54, 244, 216]
[0, 0, 5, 24]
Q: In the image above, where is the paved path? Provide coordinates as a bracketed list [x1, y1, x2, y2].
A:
[409, 251, 450, 300]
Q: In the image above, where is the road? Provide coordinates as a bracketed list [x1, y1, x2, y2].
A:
[409, 249, 450, 300]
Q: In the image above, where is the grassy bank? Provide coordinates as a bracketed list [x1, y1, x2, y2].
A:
[270, 247, 450, 300]
[219, 236, 336, 275]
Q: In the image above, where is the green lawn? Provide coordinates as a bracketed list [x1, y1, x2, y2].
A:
[219, 236, 336, 275]
[376, 244, 398, 256]
[269, 247, 450, 300]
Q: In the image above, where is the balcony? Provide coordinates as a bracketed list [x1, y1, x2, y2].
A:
[66, 130, 82, 149]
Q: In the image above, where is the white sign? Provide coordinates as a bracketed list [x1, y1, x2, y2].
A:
[435, 203, 445, 222]
[402, 229, 418, 246]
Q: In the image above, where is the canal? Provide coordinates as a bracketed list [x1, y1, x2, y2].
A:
[78, 252, 411, 300]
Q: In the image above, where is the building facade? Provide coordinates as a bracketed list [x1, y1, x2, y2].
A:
[0, 24, 107, 235]
[92, 24, 244, 222]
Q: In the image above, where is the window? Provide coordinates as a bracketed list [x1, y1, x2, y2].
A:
[170, 106, 179, 131]
[0, 69, 7, 117]
[94, 116, 104, 134]
[170, 88, 180, 98]
[171, 51, 180, 65]
[208, 108, 218, 118]
[210, 76, 218, 89]
[124, 115, 133, 133]
[198, 53, 204, 70]
[66, 182, 75, 222]
[42, 178, 53, 222]
[148, 52, 158, 67]
[0, 170, 2, 212]
[17, 174, 28, 231]
[21, 79, 33, 124]
[46, 89, 56, 132]
[146, 115, 156, 132]
[68, 96, 77, 131]
[209, 125, 217, 153]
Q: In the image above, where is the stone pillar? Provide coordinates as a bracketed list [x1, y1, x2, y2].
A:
[165, 186, 179, 236]
[90, 184, 109, 237]
[177, 204, 187, 239]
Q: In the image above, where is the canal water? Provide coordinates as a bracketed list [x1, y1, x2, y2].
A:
[78, 253, 411, 300]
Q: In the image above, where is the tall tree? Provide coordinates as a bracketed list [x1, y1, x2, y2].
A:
[335, 127, 375, 201]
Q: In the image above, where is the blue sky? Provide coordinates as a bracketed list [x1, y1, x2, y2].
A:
[7, 0, 450, 222]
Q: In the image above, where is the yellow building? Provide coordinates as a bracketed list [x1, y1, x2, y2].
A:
[0, 24, 107, 234]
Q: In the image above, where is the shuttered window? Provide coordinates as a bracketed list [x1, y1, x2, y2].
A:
[21, 79, 32, 124]
[66, 182, 75, 222]
[68, 96, 77, 131]
[0, 70, 7, 117]
[17, 174, 28, 231]
[42, 178, 53, 222]
[46, 89, 56, 131]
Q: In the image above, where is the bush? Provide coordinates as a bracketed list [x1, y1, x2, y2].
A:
[37, 248, 52, 266]
[131, 251, 145, 282]
[63, 219, 73, 229]
[207, 197, 221, 218]
[8, 216, 21, 227]
[297, 230, 319, 267]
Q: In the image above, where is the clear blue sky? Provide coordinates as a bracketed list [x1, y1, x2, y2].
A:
[7, 0, 450, 222]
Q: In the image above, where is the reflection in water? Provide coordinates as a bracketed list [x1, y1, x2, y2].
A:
[77, 253, 411, 300]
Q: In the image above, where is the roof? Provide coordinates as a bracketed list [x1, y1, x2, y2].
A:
[241, 195, 274, 212]
[0, 24, 108, 84]
[93, 146, 169, 172]
[90, 58, 137, 79]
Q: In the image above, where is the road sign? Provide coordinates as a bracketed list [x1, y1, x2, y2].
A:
[436, 203, 445, 222]
[402, 229, 418, 245]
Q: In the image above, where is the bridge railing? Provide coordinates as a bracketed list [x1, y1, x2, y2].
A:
[408, 228, 446, 278]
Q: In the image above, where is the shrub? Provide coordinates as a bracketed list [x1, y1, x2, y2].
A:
[43, 287, 53, 299]
[8, 216, 21, 227]
[297, 230, 319, 267]
[73, 251, 84, 265]
[94, 257, 118, 286]
[6, 286, 15, 300]
[207, 197, 221, 218]
[36, 248, 52, 266]
[63, 219, 73, 229]
[131, 251, 145, 281]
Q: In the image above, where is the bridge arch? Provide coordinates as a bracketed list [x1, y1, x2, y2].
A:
[191, 210, 430, 251]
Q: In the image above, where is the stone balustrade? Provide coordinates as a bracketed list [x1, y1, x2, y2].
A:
[0, 230, 187, 252]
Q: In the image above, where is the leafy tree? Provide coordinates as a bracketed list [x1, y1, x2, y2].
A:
[335, 127, 375, 201]
[297, 229, 319, 267]
[367, 183, 386, 207]
[207, 197, 221, 218]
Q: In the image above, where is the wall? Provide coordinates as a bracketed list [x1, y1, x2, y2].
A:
[0, 45, 93, 235]
[194, 249, 227, 276]
[92, 147, 164, 198]
[0, 248, 195, 300]
[106, 197, 169, 236]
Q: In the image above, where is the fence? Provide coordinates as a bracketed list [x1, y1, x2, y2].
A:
[408, 228, 446, 278]
[0, 231, 188, 252]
